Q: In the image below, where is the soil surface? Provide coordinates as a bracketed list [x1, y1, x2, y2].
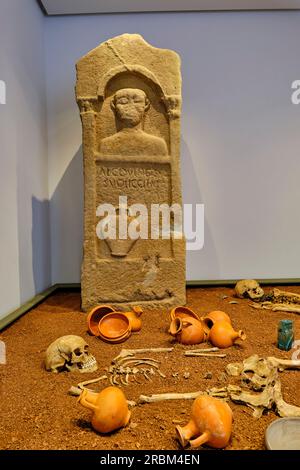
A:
[1, 286, 300, 450]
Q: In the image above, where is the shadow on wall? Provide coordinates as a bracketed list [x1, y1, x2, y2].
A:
[31, 197, 51, 298]
[181, 138, 220, 280]
[49, 146, 84, 283]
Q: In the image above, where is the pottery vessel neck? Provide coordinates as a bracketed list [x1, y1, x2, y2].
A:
[78, 389, 98, 411]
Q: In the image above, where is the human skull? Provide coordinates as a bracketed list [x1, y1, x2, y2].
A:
[45, 335, 98, 373]
[227, 355, 275, 392]
[235, 279, 264, 300]
[240, 355, 274, 391]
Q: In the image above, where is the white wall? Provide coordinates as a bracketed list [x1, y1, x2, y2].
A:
[0, 0, 50, 319]
[45, 11, 300, 283]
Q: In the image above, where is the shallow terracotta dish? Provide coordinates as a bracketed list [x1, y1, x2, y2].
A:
[87, 305, 115, 336]
[98, 312, 131, 343]
[265, 417, 300, 450]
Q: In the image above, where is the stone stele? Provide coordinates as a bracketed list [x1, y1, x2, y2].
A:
[76, 33, 186, 311]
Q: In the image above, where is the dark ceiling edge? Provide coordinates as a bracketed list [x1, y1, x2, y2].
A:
[37, 0, 48, 15]
[35, 2, 299, 17]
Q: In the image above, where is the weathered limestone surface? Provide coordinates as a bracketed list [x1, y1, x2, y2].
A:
[76, 34, 186, 311]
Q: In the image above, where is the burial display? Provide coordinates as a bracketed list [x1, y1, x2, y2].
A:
[76, 34, 186, 311]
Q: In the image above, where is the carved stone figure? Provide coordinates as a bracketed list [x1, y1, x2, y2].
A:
[76, 34, 186, 311]
[100, 88, 168, 156]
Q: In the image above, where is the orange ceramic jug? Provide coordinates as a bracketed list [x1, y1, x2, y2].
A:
[169, 317, 205, 345]
[176, 395, 232, 449]
[170, 306, 200, 322]
[78, 387, 131, 434]
[123, 306, 143, 332]
[209, 320, 246, 348]
[202, 310, 231, 336]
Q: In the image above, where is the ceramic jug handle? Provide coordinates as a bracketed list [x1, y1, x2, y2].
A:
[78, 392, 98, 411]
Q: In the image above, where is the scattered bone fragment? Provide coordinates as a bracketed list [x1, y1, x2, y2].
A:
[186, 347, 220, 353]
[250, 287, 300, 313]
[68, 386, 82, 396]
[138, 386, 228, 404]
[267, 357, 300, 371]
[218, 372, 228, 383]
[226, 362, 244, 377]
[184, 352, 226, 358]
[273, 380, 300, 417]
[77, 375, 108, 390]
[113, 348, 173, 363]
[157, 369, 166, 378]
[139, 391, 203, 403]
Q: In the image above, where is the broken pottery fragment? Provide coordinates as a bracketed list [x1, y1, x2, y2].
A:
[170, 306, 200, 321]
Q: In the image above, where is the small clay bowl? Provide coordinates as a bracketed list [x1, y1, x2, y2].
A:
[87, 305, 115, 336]
[170, 306, 200, 321]
[98, 312, 131, 344]
[265, 417, 300, 450]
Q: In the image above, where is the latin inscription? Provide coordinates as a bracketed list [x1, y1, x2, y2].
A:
[98, 166, 169, 191]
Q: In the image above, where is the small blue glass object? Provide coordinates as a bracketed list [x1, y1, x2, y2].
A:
[277, 319, 294, 351]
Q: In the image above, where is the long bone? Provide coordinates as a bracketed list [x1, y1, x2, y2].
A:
[138, 387, 228, 404]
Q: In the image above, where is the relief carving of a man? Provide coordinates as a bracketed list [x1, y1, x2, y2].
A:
[100, 88, 168, 156]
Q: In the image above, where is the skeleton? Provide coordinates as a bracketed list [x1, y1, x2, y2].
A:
[107, 350, 165, 385]
[69, 347, 171, 393]
[251, 288, 300, 314]
[45, 335, 98, 373]
[136, 354, 300, 419]
[235, 279, 264, 300]
[226, 354, 300, 418]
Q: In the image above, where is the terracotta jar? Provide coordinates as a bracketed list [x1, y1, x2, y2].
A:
[169, 317, 205, 345]
[123, 306, 143, 332]
[98, 312, 131, 343]
[176, 395, 232, 449]
[78, 387, 131, 434]
[87, 305, 115, 336]
[170, 306, 200, 321]
[209, 320, 246, 349]
[202, 310, 231, 336]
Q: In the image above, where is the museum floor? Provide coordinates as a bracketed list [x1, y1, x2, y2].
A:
[0, 286, 299, 450]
